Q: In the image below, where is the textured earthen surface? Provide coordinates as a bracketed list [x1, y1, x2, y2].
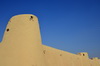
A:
[0, 14, 100, 66]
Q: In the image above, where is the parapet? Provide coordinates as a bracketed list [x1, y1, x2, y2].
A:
[91, 57, 99, 60]
[77, 52, 89, 58]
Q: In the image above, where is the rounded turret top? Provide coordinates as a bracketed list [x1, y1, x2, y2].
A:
[9, 14, 38, 23]
[2, 14, 41, 44]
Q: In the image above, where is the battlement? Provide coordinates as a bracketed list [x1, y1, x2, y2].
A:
[77, 52, 89, 58]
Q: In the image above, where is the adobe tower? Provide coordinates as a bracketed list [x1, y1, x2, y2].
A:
[0, 14, 100, 66]
[0, 14, 46, 66]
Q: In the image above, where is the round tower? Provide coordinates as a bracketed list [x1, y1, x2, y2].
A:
[0, 14, 46, 66]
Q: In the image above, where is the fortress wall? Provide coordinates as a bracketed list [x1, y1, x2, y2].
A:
[90, 59, 99, 66]
[89, 58, 100, 66]
[43, 45, 100, 66]
[43, 45, 82, 66]
[77, 53, 91, 66]
[81, 56, 91, 66]
[0, 14, 100, 66]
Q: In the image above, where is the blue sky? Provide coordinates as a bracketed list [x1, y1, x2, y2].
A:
[0, 0, 100, 58]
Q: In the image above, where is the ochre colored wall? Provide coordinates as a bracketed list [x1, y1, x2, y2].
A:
[43, 45, 100, 66]
[0, 14, 46, 66]
[0, 14, 100, 66]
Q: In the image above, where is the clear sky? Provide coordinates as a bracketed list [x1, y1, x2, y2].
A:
[0, 0, 100, 58]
